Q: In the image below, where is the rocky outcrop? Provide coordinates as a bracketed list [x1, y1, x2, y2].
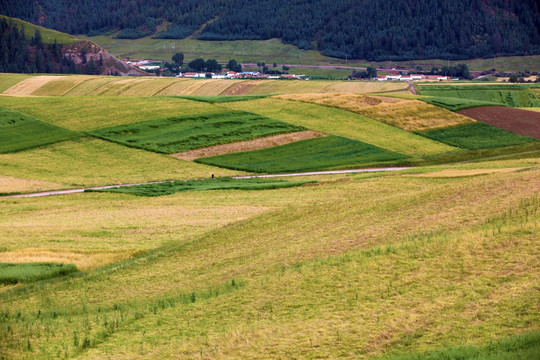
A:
[62, 40, 148, 76]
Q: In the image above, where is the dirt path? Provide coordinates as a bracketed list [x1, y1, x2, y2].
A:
[172, 131, 326, 161]
[1, 168, 411, 198]
[408, 82, 417, 95]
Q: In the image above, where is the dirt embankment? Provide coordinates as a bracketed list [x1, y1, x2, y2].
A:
[172, 130, 326, 161]
[63, 40, 148, 76]
[457, 106, 540, 139]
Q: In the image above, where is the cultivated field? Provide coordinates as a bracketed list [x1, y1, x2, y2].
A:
[1, 75, 539, 360]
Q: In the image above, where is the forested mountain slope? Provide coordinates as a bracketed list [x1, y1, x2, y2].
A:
[1, 0, 538, 60]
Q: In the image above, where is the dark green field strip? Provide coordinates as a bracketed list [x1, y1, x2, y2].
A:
[89, 111, 304, 154]
[172, 95, 271, 103]
[420, 96, 499, 111]
[86, 177, 314, 196]
[418, 85, 540, 108]
[196, 136, 409, 173]
[416, 122, 537, 150]
[0, 107, 81, 153]
[380, 331, 540, 360]
[0, 263, 78, 285]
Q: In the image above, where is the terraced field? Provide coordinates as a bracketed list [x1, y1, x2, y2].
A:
[1, 75, 539, 360]
[0, 73, 408, 97]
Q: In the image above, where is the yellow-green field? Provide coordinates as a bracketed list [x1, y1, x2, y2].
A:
[0, 73, 407, 97]
[1, 75, 539, 360]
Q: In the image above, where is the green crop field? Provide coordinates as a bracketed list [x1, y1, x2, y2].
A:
[88, 177, 314, 196]
[224, 97, 459, 158]
[416, 122, 537, 150]
[197, 135, 409, 173]
[418, 84, 540, 108]
[0, 263, 78, 285]
[0, 107, 80, 153]
[1, 76, 540, 360]
[420, 96, 499, 111]
[90, 110, 305, 154]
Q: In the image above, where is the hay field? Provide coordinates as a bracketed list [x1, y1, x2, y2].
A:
[2, 75, 409, 97]
[0, 96, 223, 130]
[0, 138, 240, 187]
[1, 159, 539, 359]
[280, 93, 473, 131]
[0, 73, 32, 93]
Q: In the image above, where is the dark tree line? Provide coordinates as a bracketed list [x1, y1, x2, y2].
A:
[0, 18, 102, 74]
[1, 0, 539, 61]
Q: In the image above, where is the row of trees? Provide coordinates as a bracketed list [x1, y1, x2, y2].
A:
[160, 53, 243, 75]
[1, 0, 538, 61]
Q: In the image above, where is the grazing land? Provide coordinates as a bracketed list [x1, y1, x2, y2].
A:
[0, 107, 79, 153]
[90, 111, 305, 154]
[196, 136, 409, 173]
[0, 75, 539, 360]
[416, 122, 536, 150]
[457, 106, 540, 140]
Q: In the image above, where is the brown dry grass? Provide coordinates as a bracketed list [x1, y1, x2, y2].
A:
[350, 100, 474, 131]
[3, 76, 60, 95]
[172, 130, 326, 160]
[221, 81, 259, 95]
[0, 175, 64, 194]
[0, 248, 140, 271]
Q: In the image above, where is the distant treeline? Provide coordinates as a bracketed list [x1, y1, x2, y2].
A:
[0, 18, 107, 75]
[1, 0, 539, 61]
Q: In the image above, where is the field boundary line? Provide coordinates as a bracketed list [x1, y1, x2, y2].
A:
[0, 167, 411, 198]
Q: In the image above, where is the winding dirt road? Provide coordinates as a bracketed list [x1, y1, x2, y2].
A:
[2, 167, 411, 198]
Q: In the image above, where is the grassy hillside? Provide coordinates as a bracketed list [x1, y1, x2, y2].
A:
[0, 15, 79, 44]
[1, 77, 539, 359]
[1, 159, 539, 359]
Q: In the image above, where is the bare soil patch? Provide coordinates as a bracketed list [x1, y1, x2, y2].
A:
[221, 81, 259, 95]
[457, 106, 540, 139]
[172, 130, 326, 161]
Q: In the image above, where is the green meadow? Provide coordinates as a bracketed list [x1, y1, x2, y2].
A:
[0, 107, 79, 153]
[88, 177, 314, 196]
[0, 75, 539, 359]
[419, 96, 499, 111]
[90, 111, 304, 154]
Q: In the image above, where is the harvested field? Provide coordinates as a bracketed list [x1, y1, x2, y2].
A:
[457, 106, 540, 139]
[0, 248, 139, 271]
[0, 175, 63, 194]
[30, 75, 90, 96]
[221, 81, 259, 95]
[173, 130, 325, 160]
[3, 76, 60, 96]
[279, 94, 473, 131]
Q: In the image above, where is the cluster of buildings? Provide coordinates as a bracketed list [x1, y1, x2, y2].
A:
[376, 74, 451, 81]
[178, 71, 305, 80]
